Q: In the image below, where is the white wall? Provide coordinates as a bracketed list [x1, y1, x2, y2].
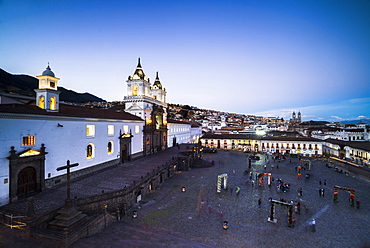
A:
[167, 123, 191, 147]
[0, 116, 144, 206]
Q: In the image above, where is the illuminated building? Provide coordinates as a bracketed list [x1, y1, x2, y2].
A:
[0, 65, 144, 206]
[123, 59, 168, 155]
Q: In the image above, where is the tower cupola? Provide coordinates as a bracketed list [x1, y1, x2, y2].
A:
[153, 72, 162, 89]
[128, 58, 149, 82]
[35, 64, 61, 112]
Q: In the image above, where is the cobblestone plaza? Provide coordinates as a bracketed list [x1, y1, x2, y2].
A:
[72, 150, 370, 248]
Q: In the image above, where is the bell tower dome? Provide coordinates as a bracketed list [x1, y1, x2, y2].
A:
[34, 64, 60, 112]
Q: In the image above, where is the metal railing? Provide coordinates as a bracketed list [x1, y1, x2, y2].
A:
[2, 213, 27, 230]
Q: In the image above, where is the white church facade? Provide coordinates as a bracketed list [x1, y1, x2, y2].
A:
[0, 60, 203, 207]
[0, 65, 144, 206]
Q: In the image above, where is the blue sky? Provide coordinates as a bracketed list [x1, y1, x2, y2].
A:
[1, 0, 369, 122]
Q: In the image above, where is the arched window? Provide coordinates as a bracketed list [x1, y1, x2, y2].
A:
[50, 96, 56, 110]
[107, 141, 114, 154]
[132, 86, 138, 96]
[86, 143, 95, 159]
[38, 95, 45, 109]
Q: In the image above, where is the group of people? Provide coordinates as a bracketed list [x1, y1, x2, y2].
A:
[276, 178, 290, 192]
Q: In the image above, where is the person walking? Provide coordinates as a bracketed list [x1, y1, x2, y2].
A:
[356, 200, 361, 209]
[324, 179, 326, 185]
[296, 202, 301, 214]
[258, 198, 262, 208]
[311, 219, 316, 232]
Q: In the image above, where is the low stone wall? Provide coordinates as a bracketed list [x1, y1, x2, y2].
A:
[26, 151, 196, 246]
[31, 212, 116, 248]
[75, 157, 178, 215]
[45, 159, 120, 188]
[329, 157, 370, 179]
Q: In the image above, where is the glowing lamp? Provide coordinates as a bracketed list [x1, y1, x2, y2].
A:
[132, 211, 138, 218]
[181, 187, 186, 192]
[223, 221, 229, 230]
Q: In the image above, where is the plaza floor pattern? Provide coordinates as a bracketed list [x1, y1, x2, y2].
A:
[1, 150, 370, 247]
[72, 151, 370, 248]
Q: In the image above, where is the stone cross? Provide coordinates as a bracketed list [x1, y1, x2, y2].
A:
[57, 160, 79, 208]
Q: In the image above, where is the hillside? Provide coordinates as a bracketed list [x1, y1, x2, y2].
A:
[0, 68, 105, 103]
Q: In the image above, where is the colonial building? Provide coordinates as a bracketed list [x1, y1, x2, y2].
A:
[0, 65, 144, 206]
[123, 59, 168, 155]
[200, 133, 322, 157]
[167, 119, 202, 147]
[310, 123, 369, 141]
[323, 139, 370, 167]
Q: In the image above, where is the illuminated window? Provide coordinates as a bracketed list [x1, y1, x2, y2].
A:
[135, 125, 140, 134]
[108, 125, 114, 136]
[86, 125, 95, 137]
[38, 95, 45, 109]
[132, 86, 138, 96]
[153, 95, 157, 100]
[107, 141, 114, 154]
[123, 125, 129, 134]
[146, 117, 152, 124]
[22, 136, 35, 146]
[86, 143, 95, 159]
[50, 96, 56, 110]
[50, 81, 55, 88]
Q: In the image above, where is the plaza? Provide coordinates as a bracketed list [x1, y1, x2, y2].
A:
[71, 150, 370, 247]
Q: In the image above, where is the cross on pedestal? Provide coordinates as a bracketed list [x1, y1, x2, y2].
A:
[57, 160, 79, 208]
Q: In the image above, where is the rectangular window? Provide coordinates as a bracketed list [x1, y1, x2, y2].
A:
[86, 125, 95, 137]
[108, 125, 114, 136]
[22, 136, 35, 146]
[135, 125, 140, 134]
[123, 125, 129, 134]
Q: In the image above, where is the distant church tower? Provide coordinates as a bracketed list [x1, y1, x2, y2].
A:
[34, 64, 60, 112]
[123, 58, 168, 155]
[291, 110, 302, 123]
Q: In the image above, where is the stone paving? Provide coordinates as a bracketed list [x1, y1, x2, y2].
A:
[72, 150, 370, 248]
[1, 146, 186, 217]
[1, 149, 370, 247]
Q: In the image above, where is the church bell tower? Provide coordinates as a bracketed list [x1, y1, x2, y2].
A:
[34, 64, 60, 112]
[123, 59, 168, 155]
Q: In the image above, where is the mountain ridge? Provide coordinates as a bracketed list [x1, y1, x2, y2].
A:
[0, 68, 105, 103]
